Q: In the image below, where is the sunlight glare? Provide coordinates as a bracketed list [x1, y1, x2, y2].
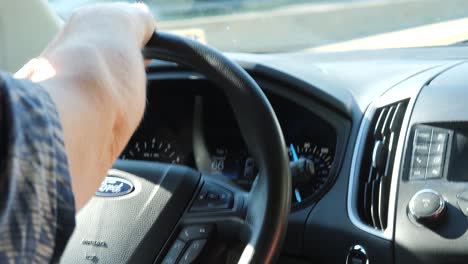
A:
[14, 58, 56, 82]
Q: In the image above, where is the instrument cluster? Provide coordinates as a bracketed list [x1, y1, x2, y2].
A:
[120, 79, 337, 205]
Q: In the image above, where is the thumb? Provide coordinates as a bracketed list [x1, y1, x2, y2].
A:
[14, 59, 39, 79]
[14, 58, 56, 82]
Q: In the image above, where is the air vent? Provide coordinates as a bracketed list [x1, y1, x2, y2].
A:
[357, 100, 409, 231]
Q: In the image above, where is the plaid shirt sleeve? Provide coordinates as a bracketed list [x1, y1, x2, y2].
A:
[0, 73, 76, 263]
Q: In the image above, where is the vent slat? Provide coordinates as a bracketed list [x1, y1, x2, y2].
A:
[381, 106, 396, 137]
[384, 132, 396, 177]
[378, 175, 391, 229]
[374, 108, 388, 138]
[370, 178, 382, 229]
[357, 100, 408, 231]
[389, 102, 405, 132]
[363, 182, 373, 225]
[367, 163, 377, 183]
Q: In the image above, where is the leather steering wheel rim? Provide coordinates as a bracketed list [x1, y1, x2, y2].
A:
[144, 32, 291, 264]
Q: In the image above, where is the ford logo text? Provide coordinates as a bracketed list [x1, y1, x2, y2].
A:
[95, 176, 134, 197]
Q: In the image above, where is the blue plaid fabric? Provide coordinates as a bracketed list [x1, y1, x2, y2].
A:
[0, 73, 75, 263]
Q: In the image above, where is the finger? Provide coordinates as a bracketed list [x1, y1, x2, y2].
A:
[68, 3, 156, 48]
[130, 3, 156, 47]
[144, 59, 153, 66]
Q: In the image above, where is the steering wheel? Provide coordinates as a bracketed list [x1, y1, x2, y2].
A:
[61, 32, 291, 264]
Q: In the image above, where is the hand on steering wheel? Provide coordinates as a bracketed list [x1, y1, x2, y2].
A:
[61, 32, 291, 264]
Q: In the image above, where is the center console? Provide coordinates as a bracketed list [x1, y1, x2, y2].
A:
[395, 62, 468, 263]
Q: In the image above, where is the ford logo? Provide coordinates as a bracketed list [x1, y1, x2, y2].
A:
[96, 176, 134, 197]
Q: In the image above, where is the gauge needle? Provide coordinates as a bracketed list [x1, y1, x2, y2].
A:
[290, 143, 298, 161]
[294, 188, 302, 203]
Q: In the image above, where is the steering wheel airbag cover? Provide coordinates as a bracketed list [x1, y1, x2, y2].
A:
[61, 160, 200, 263]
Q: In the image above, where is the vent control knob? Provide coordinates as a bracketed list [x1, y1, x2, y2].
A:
[408, 189, 446, 226]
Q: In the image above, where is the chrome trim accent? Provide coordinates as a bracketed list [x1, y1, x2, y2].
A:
[408, 189, 445, 219]
[346, 245, 369, 264]
[347, 64, 460, 240]
[349, 101, 388, 238]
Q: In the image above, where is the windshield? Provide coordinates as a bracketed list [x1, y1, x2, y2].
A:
[49, 0, 468, 53]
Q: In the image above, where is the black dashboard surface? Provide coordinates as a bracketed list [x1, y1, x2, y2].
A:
[124, 46, 468, 263]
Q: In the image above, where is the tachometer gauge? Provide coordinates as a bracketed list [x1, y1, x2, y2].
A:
[121, 138, 182, 164]
[288, 142, 333, 204]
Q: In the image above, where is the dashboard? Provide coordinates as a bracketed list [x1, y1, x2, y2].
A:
[120, 77, 339, 207]
[119, 46, 468, 264]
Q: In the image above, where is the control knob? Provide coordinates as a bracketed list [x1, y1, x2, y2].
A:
[408, 189, 446, 226]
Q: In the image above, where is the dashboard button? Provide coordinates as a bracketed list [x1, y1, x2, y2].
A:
[408, 189, 446, 226]
[162, 240, 185, 264]
[414, 144, 430, 155]
[426, 166, 442, 179]
[178, 239, 207, 264]
[409, 126, 451, 181]
[415, 128, 432, 143]
[412, 154, 429, 168]
[179, 225, 213, 242]
[432, 131, 448, 143]
[409, 167, 425, 180]
[429, 142, 446, 155]
[457, 199, 468, 217]
[457, 191, 468, 201]
[428, 154, 444, 167]
[456, 192, 468, 217]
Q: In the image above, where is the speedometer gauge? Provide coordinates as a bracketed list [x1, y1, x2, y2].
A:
[121, 138, 182, 164]
[288, 142, 334, 204]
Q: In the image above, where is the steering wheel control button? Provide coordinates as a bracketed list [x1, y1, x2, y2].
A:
[408, 189, 446, 226]
[346, 245, 369, 264]
[207, 192, 220, 200]
[197, 193, 206, 201]
[162, 240, 186, 264]
[179, 225, 213, 242]
[190, 183, 234, 212]
[178, 239, 207, 264]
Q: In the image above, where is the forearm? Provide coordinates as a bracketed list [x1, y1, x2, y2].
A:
[18, 4, 154, 210]
[40, 70, 118, 210]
